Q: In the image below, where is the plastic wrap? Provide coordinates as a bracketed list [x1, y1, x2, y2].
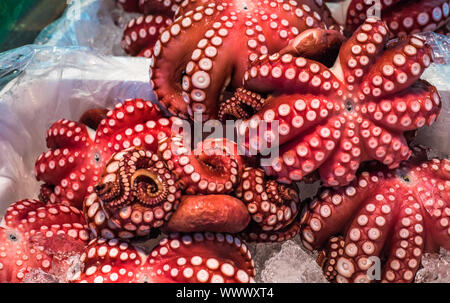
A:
[0, 45, 153, 211]
[35, 0, 138, 56]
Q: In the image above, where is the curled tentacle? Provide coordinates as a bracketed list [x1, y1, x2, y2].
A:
[158, 134, 244, 195]
[236, 167, 300, 232]
[218, 88, 266, 122]
[83, 147, 181, 240]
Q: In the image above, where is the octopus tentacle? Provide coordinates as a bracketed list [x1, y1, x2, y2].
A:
[333, 18, 390, 86]
[317, 122, 364, 185]
[328, 190, 399, 283]
[300, 151, 450, 282]
[359, 119, 411, 168]
[218, 88, 266, 121]
[343, 0, 450, 38]
[159, 134, 244, 195]
[151, 5, 222, 118]
[244, 54, 339, 95]
[381, 201, 425, 283]
[411, 158, 450, 250]
[358, 34, 434, 99]
[264, 116, 344, 183]
[84, 147, 181, 240]
[0, 199, 88, 282]
[235, 18, 440, 186]
[299, 173, 374, 250]
[36, 99, 174, 208]
[122, 15, 172, 56]
[151, 0, 339, 119]
[236, 167, 300, 232]
[360, 80, 441, 132]
[75, 232, 255, 283]
[240, 212, 302, 243]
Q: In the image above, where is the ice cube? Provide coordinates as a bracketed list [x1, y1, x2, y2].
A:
[416, 249, 450, 283]
[254, 237, 328, 283]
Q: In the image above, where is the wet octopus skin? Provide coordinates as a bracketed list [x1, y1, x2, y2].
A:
[338, 0, 450, 38]
[158, 133, 245, 195]
[231, 17, 441, 187]
[73, 232, 255, 283]
[83, 146, 181, 240]
[35, 98, 177, 209]
[0, 199, 89, 282]
[119, 0, 184, 57]
[116, 0, 182, 14]
[299, 153, 450, 283]
[150, 0, 341, 120]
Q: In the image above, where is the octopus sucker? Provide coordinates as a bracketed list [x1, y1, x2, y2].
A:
[339, 0, 450, 38]
[84, 147, 181, 239]
[73, 232, 255, 283]
[231, 18, 440, 186]
[236, 167, 300, 231]
[0, 200, 88, 282]
[36, 99, 175, 208]
[158, 134, 244, 195]
[150, 0, 341, 119]
[300, 149, 450, 283]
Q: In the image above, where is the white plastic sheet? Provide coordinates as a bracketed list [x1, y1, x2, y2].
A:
[0, 45, 153, 213]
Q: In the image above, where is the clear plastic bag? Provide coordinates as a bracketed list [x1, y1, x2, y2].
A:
[0, 45, 153, 210]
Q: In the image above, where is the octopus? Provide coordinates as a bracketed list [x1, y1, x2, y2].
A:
[299, 150, 450, 283]
[0, 199, 89, 282]
[334, 0, 450, 38]
[225, 17, 441, 187]
[83, 147, 181, 240]
[73, 232, 255, 283]
[150, 0, 344, 120]
[158, 134, 245, 195]
[235, 167, 302, 242]
[35, 99, 178, 209]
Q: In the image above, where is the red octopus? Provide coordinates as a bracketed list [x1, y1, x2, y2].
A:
[73, 232, 255, 283]
[225, 18, 441, 186]
[85, 138, 302, 241]
[299, 150, 450, 283]
[0, 200, 88, 282]
[150, 0, 343, 120]
[334, 0, 450, 38]
[35, 99, 177, 209]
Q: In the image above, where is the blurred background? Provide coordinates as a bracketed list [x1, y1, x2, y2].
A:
[0, 0, 67, 52]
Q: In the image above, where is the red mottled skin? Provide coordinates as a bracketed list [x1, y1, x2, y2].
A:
[341, 0, 450, 38]
[234, 18, 441, 187]
[236, 167, 300, 236]
[166, 195, 251, 233]
[150, 0, 340, 120]
[0, 199, 88, 282]
[300, 150, 450, 283]
[35, 99, 176, 209]
[74, 232, 255, 283]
